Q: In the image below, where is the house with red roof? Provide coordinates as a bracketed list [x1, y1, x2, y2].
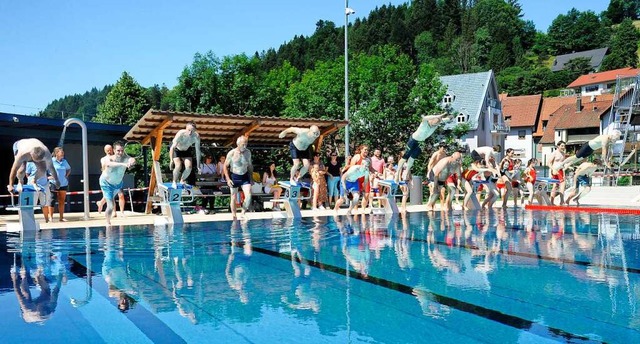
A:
[567, 67, 639, 96]
[501, 94, 542, 160]
[538, 96, 613, 165]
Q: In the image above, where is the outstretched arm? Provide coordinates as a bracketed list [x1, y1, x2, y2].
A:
[195, 135, 201, 168]
[169, 135, 178, 169]
[423, 112, 450, 125]
[601, 136, 612, 167]
[279, 127, 303, 138]
[573, 164, 589, 179]
[341, 169, 350, 189]
[8, 153, 28, 189]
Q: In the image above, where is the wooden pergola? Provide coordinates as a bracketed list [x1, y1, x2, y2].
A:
[123, 109, 348, 213]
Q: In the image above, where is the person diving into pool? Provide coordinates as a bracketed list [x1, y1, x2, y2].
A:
[559, 130, 621, 171]
[395, 112, 452, 182]
[279, 125, 320, 186]
[8, 138, 60, 193]
[564, 160, 601, 206]
[169, 121, 201, 189]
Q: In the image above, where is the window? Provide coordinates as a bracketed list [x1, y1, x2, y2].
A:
[456, 112, 467, 123]
[518, 130, 526, 139]
[584, 85, 599, 93]
[442, 93, 455, 106]
[542, 120, 548, 131]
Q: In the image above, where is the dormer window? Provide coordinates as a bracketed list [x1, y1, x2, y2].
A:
[456, 112, 467, 123]
[442, 93, 455, 106]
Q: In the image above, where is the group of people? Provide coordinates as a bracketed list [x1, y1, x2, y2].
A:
[137, 116, 624, 219]
[7, 115, 621, 224]
[546, 130, 621, 206]
[7, 137, 134, 226]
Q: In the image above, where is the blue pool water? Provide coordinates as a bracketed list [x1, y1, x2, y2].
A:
[1, 209, 639, 343]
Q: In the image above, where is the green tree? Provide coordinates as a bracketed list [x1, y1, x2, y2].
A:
[521, 67, 553, 95]
[348, 45, 417, 153]
[414, 31, 438, 65]
[174, 51, 222, 113]
[601, 18, 640, 70]
[496, 66, 527, 95]
[605, 0, 640, 24]
[39, 85, 112, 120]
[283, 58, 344, 119]
[307, 20, 342, 64]
[564, 57, 594, 76]
[255, 61, 300, 116]
[145, 84, 172, 111]
[547, 9, 608, 54]
[407, 0, 438, 38]
[94, 71, 150, 125]
[488, 43, 511, 73]
[218, 53, 262, 115]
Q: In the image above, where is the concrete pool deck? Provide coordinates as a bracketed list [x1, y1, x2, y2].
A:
[1, 186, 639, 231]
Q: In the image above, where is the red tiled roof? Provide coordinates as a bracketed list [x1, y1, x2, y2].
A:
[567, 67, 639, 88]
[502, 94, 542, 128]
[539, 111, 563, 144]
[539, 100, 611, 144]
[533, 95, 576, 137]
[533, 93, 614, 138]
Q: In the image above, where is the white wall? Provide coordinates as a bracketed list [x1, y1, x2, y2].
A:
[581, 83, 605, 96]
[539, 144, 556, 168]
[505, 127, 534, 160]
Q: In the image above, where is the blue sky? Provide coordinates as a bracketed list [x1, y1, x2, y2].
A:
[0, 0, 609, 116]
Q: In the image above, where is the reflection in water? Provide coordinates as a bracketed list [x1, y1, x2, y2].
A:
[226, 219, 252, 304]
[1, 210, 639, 343]
[102, 225, 137, 313]
[9, 231, 65, 323]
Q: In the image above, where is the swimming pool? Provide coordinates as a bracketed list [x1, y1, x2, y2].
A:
[1, 209, 639, 343]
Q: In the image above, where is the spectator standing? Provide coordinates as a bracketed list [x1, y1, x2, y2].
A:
[326, 152, 342, 207]
[51, 147, 71, 222]
[370, 149, 385, 175]
[198, 155, 218, 211]
[311, 162, 328, 210]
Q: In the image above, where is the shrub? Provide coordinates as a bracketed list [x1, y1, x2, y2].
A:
[617, 176, 631, 186]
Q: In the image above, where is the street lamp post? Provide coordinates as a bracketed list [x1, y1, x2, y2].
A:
[344, 1, 355, 159]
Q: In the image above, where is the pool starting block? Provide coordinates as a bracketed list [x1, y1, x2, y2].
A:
[372, 180, 406, 214]
[277, 181, 311, 218]
[154, 182, 195, 225]
[533, 177, 560, 205]
[6, 184, 40, 232]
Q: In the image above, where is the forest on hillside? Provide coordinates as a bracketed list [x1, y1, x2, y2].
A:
[39, 0, 639, 141]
